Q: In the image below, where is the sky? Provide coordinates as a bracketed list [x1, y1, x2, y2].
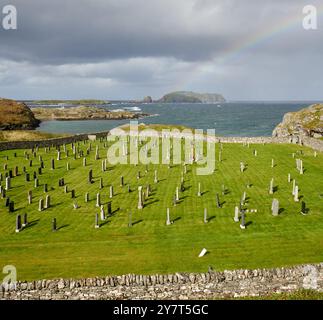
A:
[0, 0, 322, 101]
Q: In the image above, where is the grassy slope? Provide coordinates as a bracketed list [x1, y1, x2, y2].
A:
[0, 131, 70, 142]
[0, 140, 322, 281]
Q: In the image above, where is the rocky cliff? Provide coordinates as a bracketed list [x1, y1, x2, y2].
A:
[0, 98, 40, 130]
[159, 91, 226, 103]
[273, 104, 323, 138]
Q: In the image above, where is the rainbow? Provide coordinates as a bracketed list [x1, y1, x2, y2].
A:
[174, 4, 323, 91]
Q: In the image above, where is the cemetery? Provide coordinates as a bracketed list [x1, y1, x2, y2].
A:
[0, 132, 323, 282]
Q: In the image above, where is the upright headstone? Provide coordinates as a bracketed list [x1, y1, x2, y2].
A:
[294, 186, 299, 202]
[22, 213, 28, 227]
[38, 199, 44, 212]
[15, 215, 21, 233]
[166, 208, 172, 226]
[96, 193, 101, 207]
[95, 213, 100, 229]
[71, 189, 75, 199]
[138, 186, 143, 209]
[8, 201, 14, 213]
[120, 176, 124, 187]
[45, 195, 50, 209]
[240, 211, 246, 229]
[52, 218, 57, 232]
[234, 206, 239, 222]
[271, 198, 279, 216]
[51, 158, 55, 170]
[5, 177, 10, 190]
[204, 208, 208, 224]
[269, 178, 274, 195]
[216, 193, 221, 208]
[85, 192, 89, 203]
[154, 170, 158, 183]
[176, 187, 180, 201]
[107, 202, 112, 216]
[301, 201, 307, 215]
[100, 205, 106, 221]
[197, 183, 201, 197]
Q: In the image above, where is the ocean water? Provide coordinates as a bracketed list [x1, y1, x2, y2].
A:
[35, 101, 319, 137]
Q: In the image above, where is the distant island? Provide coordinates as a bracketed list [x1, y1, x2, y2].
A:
[158, 91, 226, 103]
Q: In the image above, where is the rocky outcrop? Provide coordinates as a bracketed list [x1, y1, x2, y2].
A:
[0, 98, 40, 130]
[142, 96, 153, 103]
[31, 106, 149, 121]
[273, 104, 323, 138]
[159, 91, 226, 103]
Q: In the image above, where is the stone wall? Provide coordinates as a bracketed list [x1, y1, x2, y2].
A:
[1, 263, 322, 300]
[0, 131, 110, 151]
[300, 136, 323, 152]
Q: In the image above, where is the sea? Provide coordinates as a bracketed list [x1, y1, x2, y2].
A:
[29, 101, 321, 137]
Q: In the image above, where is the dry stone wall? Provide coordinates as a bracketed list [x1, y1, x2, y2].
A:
[1, 263, 322, 300]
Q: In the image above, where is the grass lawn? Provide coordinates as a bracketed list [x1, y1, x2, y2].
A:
[0, 137, 322, 281]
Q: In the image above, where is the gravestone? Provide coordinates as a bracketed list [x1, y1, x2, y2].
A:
[288, 173, 291, 183]
[38, 199, 44, 212]
[271, 159, 275, 168]
[154, 170, 158, 183]
[34, 178, 39, 188]
[292, 179, 296, 195]
[51, 159, 55, 170]
[234, 206, 239, 222]
[8, 201, 14, 213]
[240, 211, 246, 229]
[95, 213, 100, 229]
[45, 195, 50, 209]
[96, 193, 101, 207]
[216, 193, 221, 208]
[100, 205, 105, 220]
[271, 198, 279, 216]
[71, 189, 75, 199]
[197, 183, 201, 197]
[176, 187, 179, 201]
[83, 157, 87, 167]
[107, 202, 112, 216]
[52, 218, 57, 232]
[99, 178, 103, 189]
[269, 178, 274, 195]
[57, 151, 61, 161]
[44, 184, 48, 193]
[28, 190, 32, 204]
[22, 213, 28, 227]
[66, 162, 70, 171]
[120, 176, 124, 187]
[166, 208, 172, 226]
[204, 208, 208, 224]
[64, 185, 68, 193]
[85, 192, 89, 203]
[88, 170, 93, 183]
[138, 186, 143, 209]
[15, 215, 21, 233]
[294, 186, 299, 202]
[5, 197, 10, 207]
[137, 171, 141, 180]
[110, 186, 114, 198]
[5, 177, 10, 190]
[301, 201, 307, 215]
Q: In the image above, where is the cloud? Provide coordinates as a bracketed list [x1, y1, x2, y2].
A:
[0, 0, 322, 99]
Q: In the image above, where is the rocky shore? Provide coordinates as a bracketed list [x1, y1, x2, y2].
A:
[31, 105, 149, 121]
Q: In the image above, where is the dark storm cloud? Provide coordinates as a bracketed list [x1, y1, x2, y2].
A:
[0, 0, 322, 100]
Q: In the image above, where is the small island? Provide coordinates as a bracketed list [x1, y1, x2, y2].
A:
[158, 91, 226, 103]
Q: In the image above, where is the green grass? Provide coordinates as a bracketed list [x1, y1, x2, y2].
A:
[238, 290, 323, 300]
[0, 139, 322, 281]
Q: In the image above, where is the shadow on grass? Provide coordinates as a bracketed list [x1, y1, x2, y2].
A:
[208, 216, 216, 222]
[57, 224, 69, 231]
[23, 219, 40, 230]
[245, 221, 253, 228]
[173, 217, 181, 223]
[133, 219, 143, 226]
[145, 199, 159, 207]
